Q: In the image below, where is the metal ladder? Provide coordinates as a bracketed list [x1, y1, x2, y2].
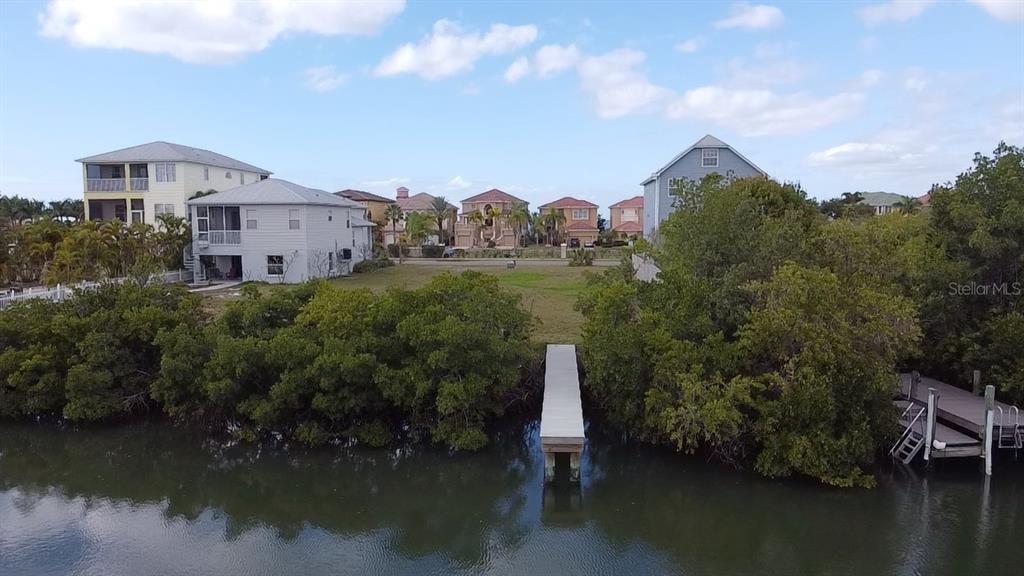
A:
[996, 405, 1022, 449]
[891, 403, 928, 464]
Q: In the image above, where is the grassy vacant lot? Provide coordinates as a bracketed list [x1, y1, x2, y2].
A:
[331, 263, 595, 343]
[202, 262, 599, 343]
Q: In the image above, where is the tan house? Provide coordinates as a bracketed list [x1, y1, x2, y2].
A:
[382, 187, 457, 245]
[539, 197, 599, 247]
[454, 189, 528, 248]
[334, 189, 394, 223]
[609, 195, 644, 238]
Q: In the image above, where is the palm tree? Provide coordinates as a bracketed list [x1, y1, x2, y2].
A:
[506, 202, 529, 252]
[541, 209, 566, 245]
[467, 211, 485, 246]
[894, 197, 921, 215]
[429, 196, 452, 245]
[486, 205, 505, 243]
[404, 211, 435, 246]
[383, 203, 404, 262]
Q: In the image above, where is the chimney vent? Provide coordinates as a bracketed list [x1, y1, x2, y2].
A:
[396, 186, 409, 199]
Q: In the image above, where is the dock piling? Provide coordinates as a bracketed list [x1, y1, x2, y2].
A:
[983, 385, 995, 476]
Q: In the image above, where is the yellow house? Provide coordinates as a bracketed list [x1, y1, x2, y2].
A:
[334, 189, 394, 223]
[539, 197, 599, 246]
[609, 195, 644, 238]
[76, 141, 271, 226]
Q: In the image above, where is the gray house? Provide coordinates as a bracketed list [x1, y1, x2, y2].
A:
[642, 135, 767, 236]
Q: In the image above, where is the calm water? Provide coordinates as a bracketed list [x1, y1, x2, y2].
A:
[1, 421, 1022, 576]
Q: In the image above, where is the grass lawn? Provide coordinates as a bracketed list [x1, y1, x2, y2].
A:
[202, 262, 599, 344]
[329, 263, 596, 343]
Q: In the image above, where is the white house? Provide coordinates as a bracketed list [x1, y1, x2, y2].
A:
[186, 178, 374, 284]
[77, 141, 272, 225]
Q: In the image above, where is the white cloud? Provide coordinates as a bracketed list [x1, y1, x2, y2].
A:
[675, 37, 704, 53]
[361, 177, 409, 187]
[969, 0, 1024, 21]
[808, 142, 909, 166]
[853, 69, 884, 89]
[375, 19, 537, 80]
[902, 67, 930, 93]
[447, 176, 472, 190]
[714, 3, 785, 30]
[303, 66, 348, 92]
[39, 0, 404, 64]
[534, 44, 581, 77]
[667, 87, 864, 136]
[577, 49, 673, 119]
[858, 0, 935, 26]
[504, 56, 531, 83]
[726, 58, 810, 86]
[859, 36, 879, 52]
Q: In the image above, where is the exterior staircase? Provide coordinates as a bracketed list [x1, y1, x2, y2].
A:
[183, 244, 206, 285]
[891, 403, 928, 464]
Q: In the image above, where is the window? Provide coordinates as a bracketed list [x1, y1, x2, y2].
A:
[572, 208, 588, 220]
[130, 199, 144, 224]
[154, 204, 175, 216]
[196, 206, 209, 241]
[267, 255, 284, 276]
[702, 148, 719, 168]
[155, 162, 176, 182]
[203, 166, 209, 181]
[289, 209, 300, 230]
[246, 209, 257, 230]
[240, 173, 245, 185]
[328, 210, 333, 222]
[225, 171, 232, 180]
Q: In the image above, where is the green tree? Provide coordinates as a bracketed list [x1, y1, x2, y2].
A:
[429, 196, 452, 245]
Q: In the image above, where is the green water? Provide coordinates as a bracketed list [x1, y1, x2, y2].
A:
[0, 421, 1021, 575]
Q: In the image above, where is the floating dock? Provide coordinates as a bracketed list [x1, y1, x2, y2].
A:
[539, 344, 586, 482]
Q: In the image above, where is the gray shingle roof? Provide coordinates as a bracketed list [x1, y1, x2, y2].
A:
[857, 192, 909, 207]
[641, 134, 767, 185]
[188, 178, 363, 208]
[76, 141, 271, 174]
[351, 216, 376, 227]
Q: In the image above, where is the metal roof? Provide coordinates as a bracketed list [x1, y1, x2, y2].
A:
[188, 178, 364, 208]
[336, 189, 395, 203]
[77, 141, 271, 174]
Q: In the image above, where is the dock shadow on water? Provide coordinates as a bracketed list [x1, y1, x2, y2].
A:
[1, 421, 1023, 576]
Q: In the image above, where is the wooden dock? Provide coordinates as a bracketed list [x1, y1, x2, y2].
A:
[899, 374, 1016, 438]
[540, 344, 586, 482]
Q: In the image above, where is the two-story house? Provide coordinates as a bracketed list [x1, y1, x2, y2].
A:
[539, 197, 599, 247]
[334, 189, 395, 223]
[642, 134, 767, 236]
[858, 192, 909, 215]
[609, 196, 644, 239]
[77, 141, 271, 226]
[381, 187, 458, 245]
[186, 178, 373, 284]
[454, 189, 528, 249]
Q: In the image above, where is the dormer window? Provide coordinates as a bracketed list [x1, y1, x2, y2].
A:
[702, 148, 719, 167]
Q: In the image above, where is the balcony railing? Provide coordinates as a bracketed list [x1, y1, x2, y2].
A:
[130, 178, 149, 191]
[203, 230, 242, 245]
[87, 178, 125, 192]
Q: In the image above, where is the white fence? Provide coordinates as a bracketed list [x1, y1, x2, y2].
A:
[632, 253, 661, 283]
[0, 269, 192, 311]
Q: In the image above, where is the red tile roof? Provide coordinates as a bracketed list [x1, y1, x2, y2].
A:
[462, 188, 526, 204]
[335, 189, 395, 203]
[540, 196, 598, 209]
[916, 193, 930, 206]
[397, 192, 457, 213]
[610, 195, 644, 208]
[565, 220, 598, 231]
[612, 220, 643, 233]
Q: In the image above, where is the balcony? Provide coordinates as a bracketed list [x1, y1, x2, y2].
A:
[200, 230, 241, 245]
[87, 178, 125, 192]
[130, 178, 149, 191]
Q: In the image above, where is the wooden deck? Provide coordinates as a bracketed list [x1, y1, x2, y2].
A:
[899, 373, 1016, 438]
[540, 344, 586, 454]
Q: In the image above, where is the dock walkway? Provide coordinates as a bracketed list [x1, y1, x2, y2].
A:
[900, 374, 1017, 438]
[540, 344, 586, 482]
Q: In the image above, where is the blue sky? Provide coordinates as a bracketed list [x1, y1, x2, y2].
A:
[0, 0, 1021, 212]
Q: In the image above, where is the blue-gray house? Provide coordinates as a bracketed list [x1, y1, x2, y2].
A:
[642, 135, 768, 236]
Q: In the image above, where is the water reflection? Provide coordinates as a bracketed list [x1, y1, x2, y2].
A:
[1, 421, 1022, 576]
